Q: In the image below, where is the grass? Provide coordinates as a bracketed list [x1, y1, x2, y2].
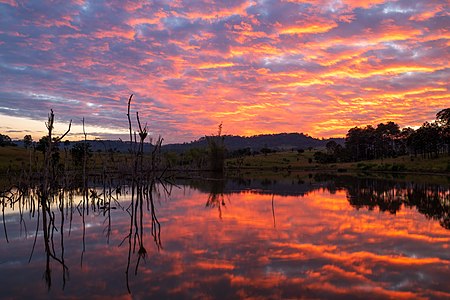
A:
[226, 150, 450, 174]
[225, 150, 450, 186]
[0, 146, 33, 171]
[0, 146, 164, 178]
[2, 146, 449, 176]
[339, 155, 450, 173]
[226, 150, 319, 171]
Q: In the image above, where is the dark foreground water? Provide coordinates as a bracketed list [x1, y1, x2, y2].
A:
[1, 174, 449, 299]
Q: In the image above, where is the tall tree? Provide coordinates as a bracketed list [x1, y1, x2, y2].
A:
[397, 127, 415, 155]
[436, 108, 450, 155]
[408, 122, 441, 158]
[374, 122, 400, 158]
[436, 108, 450, 127]
[345, 126, 375, 161]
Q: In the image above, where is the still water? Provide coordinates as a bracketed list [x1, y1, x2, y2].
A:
[1, 174, 449, 299]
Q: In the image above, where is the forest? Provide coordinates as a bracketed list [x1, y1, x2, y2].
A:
[314, 108, 450, 164]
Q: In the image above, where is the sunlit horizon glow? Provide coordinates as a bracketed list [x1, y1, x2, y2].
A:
[0, 0, 448, 143]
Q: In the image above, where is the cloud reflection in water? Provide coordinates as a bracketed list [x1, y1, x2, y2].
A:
[0, 177, 449, 299]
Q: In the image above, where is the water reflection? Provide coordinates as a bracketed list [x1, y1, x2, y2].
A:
[1, 174, 449, 299]
[331, 175, 450, 230]
[122, 178, 169, 292]
[204, 178, 227, 219]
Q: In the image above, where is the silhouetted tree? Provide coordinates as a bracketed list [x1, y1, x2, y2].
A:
[23, 134, 33, 149]
[374, 122, 400, 158]
[70, 142, 92, 166]
[343, 122, 405, 161]
[322, 140, 348, 162]
[314, 109, 447, 163]
[36, 136, 50, 153]
[436, 108, 450, 126]
[36, 135, 61, 168]
[345, 125, 375, 161]
[407, 122, 441, 158]
[0, 134, 14, 147]
[325, 140, 338, 155]
[260, 147, 272, 156]
[314, 151, 336, 163]
[396, 127, 415, 155]
[436, 108, 450, 155]
[206, 123, 226, 172]
[229, 147, 252, 158]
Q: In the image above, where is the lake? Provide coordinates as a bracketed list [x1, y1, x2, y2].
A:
[1, 174, 449, 299]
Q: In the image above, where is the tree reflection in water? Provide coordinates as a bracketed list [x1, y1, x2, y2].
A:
[190, 174, 449, 230]
[0, 174, 168, 293]
[122, 177, 171, 293]
[339, 177, 450, 229]
[0, 173, 449, 296]
[205, 176, 227, 219]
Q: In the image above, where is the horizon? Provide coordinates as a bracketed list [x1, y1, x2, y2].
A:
[0, 0, 448, 144]
[9, 130, 345, 145]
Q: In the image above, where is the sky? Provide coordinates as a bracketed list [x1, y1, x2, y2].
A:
[0, 0, 448, 143]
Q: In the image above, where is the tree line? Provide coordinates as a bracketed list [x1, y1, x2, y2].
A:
[0, 131, 92, 171]
[2, 108, 449, 167]
[315, 108, 450, 163]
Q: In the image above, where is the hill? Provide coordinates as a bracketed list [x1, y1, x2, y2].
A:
[12, 133, 344, 153]
[162, 133, 344, 153]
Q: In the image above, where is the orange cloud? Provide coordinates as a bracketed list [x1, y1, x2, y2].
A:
[279, 23, 337, 35]
[0, 0, 448, 142]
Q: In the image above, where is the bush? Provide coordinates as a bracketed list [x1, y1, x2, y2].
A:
[357, 163, 375, 170]
[0, 134, 15, 147]
[391, 163, 406, 172]
[71, 142, 92, 166]
[313, 151, 336, 164]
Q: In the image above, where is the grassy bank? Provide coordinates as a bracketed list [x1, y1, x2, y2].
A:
[0, 146, 35, 171]
[226, 150, 450, 174]
[1, 146, 449, 176]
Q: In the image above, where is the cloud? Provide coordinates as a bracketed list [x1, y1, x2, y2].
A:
[0, 0, 448, 142]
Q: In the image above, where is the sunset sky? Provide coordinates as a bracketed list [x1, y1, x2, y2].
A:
[0, 0, 448, 143]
